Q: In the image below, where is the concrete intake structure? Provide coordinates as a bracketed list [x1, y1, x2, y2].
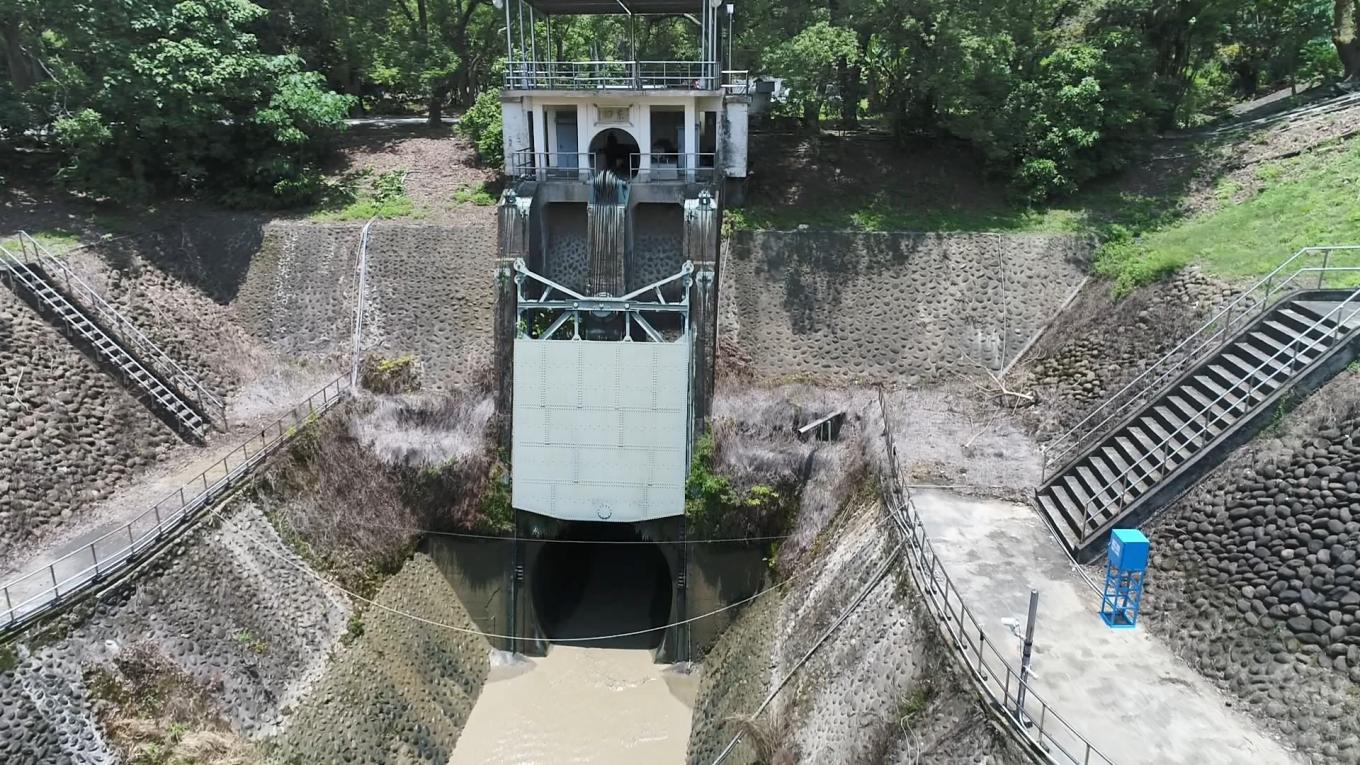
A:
[487, 0, 750, 662]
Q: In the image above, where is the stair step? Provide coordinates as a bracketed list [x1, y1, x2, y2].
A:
[1162, 394, 1223, 441]
[1283, 303, 1335, 327]
[1037, 493, 1083, 549]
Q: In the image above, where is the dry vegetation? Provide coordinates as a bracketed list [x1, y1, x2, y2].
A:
[256, 385, 501, 595]
[85, 643, 253, 765]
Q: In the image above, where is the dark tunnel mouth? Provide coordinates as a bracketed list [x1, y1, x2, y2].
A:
[531, 522, 673, 650]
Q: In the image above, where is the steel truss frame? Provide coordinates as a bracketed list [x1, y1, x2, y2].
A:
[513, 257, 692, 343]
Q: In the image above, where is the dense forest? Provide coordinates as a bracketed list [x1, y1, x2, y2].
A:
[0, 0, 1357, 204]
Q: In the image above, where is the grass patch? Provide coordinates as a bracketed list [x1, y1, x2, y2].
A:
[1097, 136, 1360, 293]
[85, 643, 251, 765]
[309, 169, 417, 221]
[0, 229, 82, 254]
[452, 182, 499, 207]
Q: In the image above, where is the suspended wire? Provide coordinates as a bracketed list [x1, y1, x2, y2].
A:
[709, 540, 904, 765]
[338, 518, 789, 546]
[210, 506, 800, 644]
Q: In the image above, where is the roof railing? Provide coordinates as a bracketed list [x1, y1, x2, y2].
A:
[503, 59, 719, 90]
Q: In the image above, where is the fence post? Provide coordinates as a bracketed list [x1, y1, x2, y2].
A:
[1016, 589, 1039, 724]
[3, 587, 12, 624]
[50, 565, 59, 598]
[89, 543, 100, 577]
[1320, 250, 1331, 288]
[154, 505, 163, 537]
[975, 626, 986, 674]
[127, 524, 135, 554]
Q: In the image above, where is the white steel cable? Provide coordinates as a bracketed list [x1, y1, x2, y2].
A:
[207, 505, 799, 643]
[709, 540, 904, 765]
[324, 517, 789, 545]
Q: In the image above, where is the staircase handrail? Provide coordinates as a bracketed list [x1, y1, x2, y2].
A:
[1070, 284, 1360, 545]
[1042, 244, 1360, 478]
[0, 374, 351, 636]
[14, 231, 227, 428]
[876, 388, 1116, 765]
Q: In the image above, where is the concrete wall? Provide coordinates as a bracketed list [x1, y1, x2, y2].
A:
[233, 221, 497, 389]
[1145, 370, 1360, 764]
[718, 230, 1091, 384]
[0, 501, 350, 763]
[687, 497, 1027, 765]
[269, 554, 489, 763]
[0, 289, 177, 566]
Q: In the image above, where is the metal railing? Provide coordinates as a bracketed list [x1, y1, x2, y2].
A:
[1042, 245, 1360, 478]
[629, 152, 718, 183]
[720, 69, 750, 92]
[0, 375, 351, 636]
[504, 60, 718, 90]
[10, 231, 228, 430]
[1066, 286, 1360, 544]
[509, 149, 718, 183]
[878, 388, 1116, 765]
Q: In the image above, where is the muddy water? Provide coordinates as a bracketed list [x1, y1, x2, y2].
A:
[449, 647, 698, 764]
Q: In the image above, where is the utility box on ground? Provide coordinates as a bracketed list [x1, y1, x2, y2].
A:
[1100, 528, 1149, 629]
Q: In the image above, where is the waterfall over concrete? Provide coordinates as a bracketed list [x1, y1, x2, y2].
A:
[587, 170, 629, 296]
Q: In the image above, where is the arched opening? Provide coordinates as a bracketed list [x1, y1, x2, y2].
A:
[589, 128, 640, 178]
[531, 522, 672, 649]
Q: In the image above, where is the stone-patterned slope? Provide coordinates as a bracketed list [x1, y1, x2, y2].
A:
[719, 231, 1091, 385]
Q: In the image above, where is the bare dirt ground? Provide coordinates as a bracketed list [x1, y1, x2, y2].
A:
[323, 123, 499, 226]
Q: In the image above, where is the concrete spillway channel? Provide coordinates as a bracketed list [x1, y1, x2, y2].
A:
[431, 517, 767, 762]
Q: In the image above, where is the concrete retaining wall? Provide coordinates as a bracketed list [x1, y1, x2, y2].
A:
[687, 496, 1026, 764]
[0, 501, 350, 763]
[269, 554, 489, 763]
[718, 230, 1091, 384]
[233, 221, 497, 389]
[0, 289, 177, 565]
[1145, 370, 1360, 764]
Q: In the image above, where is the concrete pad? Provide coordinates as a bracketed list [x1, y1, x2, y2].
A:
[910, 488, 1300, 765]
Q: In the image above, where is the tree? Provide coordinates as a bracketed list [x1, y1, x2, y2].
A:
[4, 0, 354, 203]
[764, 21, 860, 128]
[1338, 0, 1360, 79]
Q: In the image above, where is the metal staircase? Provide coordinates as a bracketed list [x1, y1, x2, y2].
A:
[0, 232, 225, 440]
[1037, 246, 1360, 561]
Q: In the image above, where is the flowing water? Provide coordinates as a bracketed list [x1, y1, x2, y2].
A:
[449, 647, 698, 764]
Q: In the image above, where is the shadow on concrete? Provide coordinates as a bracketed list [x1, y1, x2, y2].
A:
[531, 521, 673, 650]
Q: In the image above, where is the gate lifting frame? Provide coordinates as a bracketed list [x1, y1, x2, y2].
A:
[513, 257, 692, 343]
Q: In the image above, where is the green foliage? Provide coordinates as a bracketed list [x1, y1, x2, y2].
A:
[9, 0, 355, 204]
[685, 433, 789, 537]
[763, 21, 859, 127]
[310, 169, 416, 220]
[479, 460, 514, 535]
[358, 353, 422, 393]
[0, 645, 16, 674]
[896, 682, 937, 724]
[1096, 134, 1360, 292]
[342, 611, 366, 645]
[457, 88, 504, 167]
[453, 182, 499, 206]
[233, 629, 269, 655]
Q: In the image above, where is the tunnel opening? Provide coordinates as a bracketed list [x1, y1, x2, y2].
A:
[531, 522, 673, 650]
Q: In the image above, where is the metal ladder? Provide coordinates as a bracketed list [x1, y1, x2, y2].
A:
[0, 240, 214, 440]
